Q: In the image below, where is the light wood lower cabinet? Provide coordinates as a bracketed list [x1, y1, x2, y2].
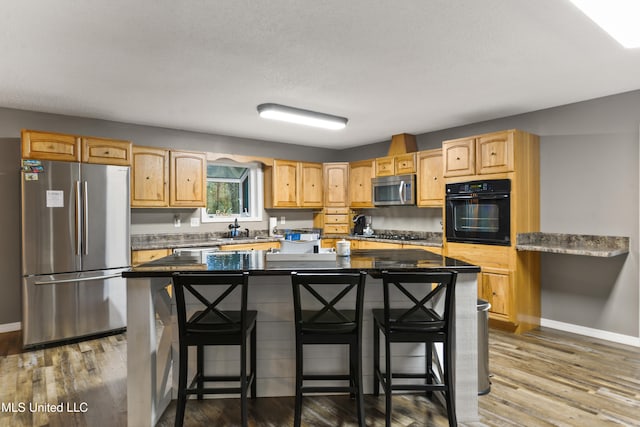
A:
[480, 267, 512, 320]
[131, 249, 172, 266]
[219, 241, 280, 251]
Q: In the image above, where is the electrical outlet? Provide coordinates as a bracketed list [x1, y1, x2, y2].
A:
[173, 215, 181, 228]
[280, 216, 286, 225]
[190, 217, 200, 227]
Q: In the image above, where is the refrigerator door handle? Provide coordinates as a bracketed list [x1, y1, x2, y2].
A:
[75, 181, 81, 255]
[34, 273, 122, 285]
[83, 181, 89, 255]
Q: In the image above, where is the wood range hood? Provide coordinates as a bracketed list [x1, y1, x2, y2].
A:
[387, 133, 417, 155]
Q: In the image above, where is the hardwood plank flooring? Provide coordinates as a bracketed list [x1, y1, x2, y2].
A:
[0, 327, 638, 426]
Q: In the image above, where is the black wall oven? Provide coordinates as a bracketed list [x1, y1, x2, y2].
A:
[445, 179, 511, 246]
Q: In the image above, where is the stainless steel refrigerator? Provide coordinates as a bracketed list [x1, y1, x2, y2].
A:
[21, 160, 130, 348]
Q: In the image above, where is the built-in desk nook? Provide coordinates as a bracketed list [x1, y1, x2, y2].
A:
[122, 249, 481, 426]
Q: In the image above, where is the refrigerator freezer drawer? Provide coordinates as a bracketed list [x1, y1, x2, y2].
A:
[22, 269, 127, 348]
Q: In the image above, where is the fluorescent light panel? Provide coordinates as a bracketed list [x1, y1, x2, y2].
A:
[569, 0, 640, 48]
[257, 103, 348, 130]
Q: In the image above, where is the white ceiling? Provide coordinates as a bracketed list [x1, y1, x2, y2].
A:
[2, 1, 640, 149]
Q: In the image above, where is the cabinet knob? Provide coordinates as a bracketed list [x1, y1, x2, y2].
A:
[146, 176, 150, 180]
[187, 178, 191, 182]
[491, 152, 496, 156]
[456, 157, 460, 160]
[433, 176, 438, 180]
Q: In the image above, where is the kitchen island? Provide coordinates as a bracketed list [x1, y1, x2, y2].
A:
[123, 249, 480, 427]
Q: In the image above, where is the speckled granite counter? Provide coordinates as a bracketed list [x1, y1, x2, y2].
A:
[516, 233, 629, 257]
[323, 231, 443, 248]
[131, 232, 279, 250]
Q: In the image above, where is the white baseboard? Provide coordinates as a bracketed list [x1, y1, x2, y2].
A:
[0, 322, 21, 334]
[541, 318, 640, 348]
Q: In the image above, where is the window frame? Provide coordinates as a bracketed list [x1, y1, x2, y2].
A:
[200, 160, 263, 223]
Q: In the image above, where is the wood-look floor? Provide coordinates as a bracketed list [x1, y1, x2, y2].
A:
[0, 327, 638, 426]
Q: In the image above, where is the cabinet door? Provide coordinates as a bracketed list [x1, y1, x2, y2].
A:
[21, 130, 80, 162]
[481, 267, 512, 320]
[323, 163, 348, 207]
[375, 156, 395, 176]
[219, 241, 279, 251]
[395, 153, 416, 175]
[477, 131, 514, 174]
[271, 160, 299, 207]
[417, 149, 443, 207]
[131, 249, 171, 266]
[82, 137, 132, 166]
[131, 146, 169, 207]
[349, 160, 374, 208]
[357, 240, 403, 249]
[443, 137, 475, 177]
[170, 150, 206, 207]
[299, 162, 323, 207]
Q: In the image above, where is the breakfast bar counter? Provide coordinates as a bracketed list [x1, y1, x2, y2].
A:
[123, 249, 480, 426]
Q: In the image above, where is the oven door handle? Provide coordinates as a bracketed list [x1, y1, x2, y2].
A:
[446, 194, 509, 200]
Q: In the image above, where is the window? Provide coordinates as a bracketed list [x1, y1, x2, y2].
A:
[201, 160, 263, 223]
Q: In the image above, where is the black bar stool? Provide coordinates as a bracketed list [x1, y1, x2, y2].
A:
[172, 272, 257, 427]
[290, 271, 367, 427]
[372, 270, 458, 427]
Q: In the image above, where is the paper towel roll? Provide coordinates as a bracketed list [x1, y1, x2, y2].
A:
[269, 217, 278, 236]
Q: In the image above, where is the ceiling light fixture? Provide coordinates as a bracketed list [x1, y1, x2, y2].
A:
[257, 103, 348, 130]
[569, 0, 640, 48]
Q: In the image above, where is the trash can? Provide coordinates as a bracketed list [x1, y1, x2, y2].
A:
[477, 298, 491, 395]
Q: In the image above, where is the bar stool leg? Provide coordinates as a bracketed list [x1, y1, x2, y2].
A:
[196, 345, 204, 400]
[240, 336, 248, 427]
[251, 325, 257, 398]
[175, 343, 188, 427]
[373, 322, 380, 396]
[294, 340, 303, 427]
[426, 342, 433, 398]
[384, 337, 392, 427]
[355, 340, 365, 427]
[444, 338, 457, 427]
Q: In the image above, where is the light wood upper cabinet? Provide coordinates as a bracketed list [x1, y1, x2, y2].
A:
[82, 137, 132, 166]
[349, 159, 374, 208]
[476, 131, 514, 174]
[375, 156, 395, 176]
[266, 159, 299, 208]
[299, 162, 323, 208]
[443, 137, 475, 177]
[443, 130, 515, 177]
[131, 146, 169, 207]
[417, 148, 444, 207]
[170, 150, 206, 207]
[323, 163, 348, 207]
[21, 130, 81, 162]
[395, 153, 416, 175]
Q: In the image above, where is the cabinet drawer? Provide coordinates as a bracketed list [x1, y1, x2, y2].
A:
[324, 224, 350, 234]
[324, 207, 350, 215]
[325, 214, 350, 224]
[395, 153, 416, 174]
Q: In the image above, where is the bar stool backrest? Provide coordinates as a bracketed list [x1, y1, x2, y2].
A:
[381, 271, 457, 335]
[291, 271, 367, 334]
[172, 272, 250, 337]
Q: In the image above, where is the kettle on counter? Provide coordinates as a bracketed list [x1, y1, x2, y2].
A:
[353, 214, 366, 235]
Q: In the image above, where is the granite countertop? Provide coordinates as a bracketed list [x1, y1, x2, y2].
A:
[131, 232, 280, 250]
[323, 232, 443, 248]
[123, 248, 479, 278]
[131, 231, 443, 251]
[516, 233, 629, 257]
